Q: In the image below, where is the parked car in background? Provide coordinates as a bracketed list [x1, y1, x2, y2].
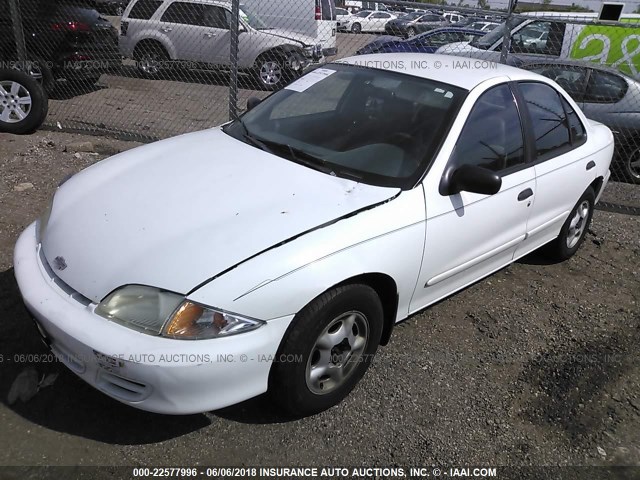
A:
[520, 60, 640, 184]
[15, 54, 613, 417]
[120, 0, 325, 90]
[357, 27, 485, 55]
[243, 0, 338, 58]
[336, 7, 350, 30]
[0, 0, 120, 94]
[465, 21, 499, 32]
[384, 12, 448, 38]
[347, 10, 396, 33]
[442, 11, 464, 23]
[91, 0, 130, 16]
[0, 68, 48, 134]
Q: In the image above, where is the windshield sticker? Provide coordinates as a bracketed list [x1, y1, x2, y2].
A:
[285, 68, 337, 93]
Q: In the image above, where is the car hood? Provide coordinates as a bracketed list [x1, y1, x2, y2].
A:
[259, 28, 317, 47]
[42, 129, 399, 303]
[435, 41, 478, 54]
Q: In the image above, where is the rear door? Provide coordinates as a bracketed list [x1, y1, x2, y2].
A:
[513, 81, 594, 257]
[318, 0, 337, 52]
[159, 1, 229, 64]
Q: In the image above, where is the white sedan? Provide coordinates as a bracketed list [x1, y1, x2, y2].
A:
[14, 54, 613, 416]
[347, 10, 397, 33]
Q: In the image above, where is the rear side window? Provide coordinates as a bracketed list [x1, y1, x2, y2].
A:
[162, 2, 206, 25]
[128, 0, 162, 19]
[519, 82, 572, 161]
[584, 70, 628, 104]
[451, 84, 526, 173]
[561, 97, 587, 145]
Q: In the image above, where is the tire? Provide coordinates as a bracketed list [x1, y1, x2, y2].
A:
[351, 22, 362, 34]
[115, 5, 124, 15]
[623, 146, 640, 184]
[0, 68, 48, 135]
[9, 56, 54, 94]
[269, 284, 383, 416]
[253, 53, 295, 91]
[544, 187, 595, 261]
[134, 42, 169, 78]
[407, 27, 417, 38]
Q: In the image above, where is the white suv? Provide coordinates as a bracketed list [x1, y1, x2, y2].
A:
[119, 0, 325, 89]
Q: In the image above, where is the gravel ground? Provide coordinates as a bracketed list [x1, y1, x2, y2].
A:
[0, 130, 639, 470]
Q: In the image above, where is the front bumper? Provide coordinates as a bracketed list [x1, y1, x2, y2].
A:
[14, 222, 293, 415]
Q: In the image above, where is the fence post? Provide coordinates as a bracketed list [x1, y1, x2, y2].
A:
[229, 0, 240, 121]
[9, 0, 27, 65]
[499, 0, 517, 64]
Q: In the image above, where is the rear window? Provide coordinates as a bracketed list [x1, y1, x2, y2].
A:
[128, 0, 162, 19]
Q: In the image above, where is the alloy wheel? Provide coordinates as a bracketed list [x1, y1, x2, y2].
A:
[259, 60, 282, 87]
[0, 80, 32, 124]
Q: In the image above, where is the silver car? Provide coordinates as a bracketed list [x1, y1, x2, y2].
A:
[521, 60, 640, 184]
[119, 0, 325, 90]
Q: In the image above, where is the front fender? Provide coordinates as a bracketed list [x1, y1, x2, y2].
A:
[187, 187, 426, 322]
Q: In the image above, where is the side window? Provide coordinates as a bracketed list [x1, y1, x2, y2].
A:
[451, 84, 525, 173]
[584, 70, 628, 104]
[561, 97, 587, 145]
[519, 82, 572, 161]
[511, 21, 564, 56]
[128, 0, 163, 19]
[161, 2, 205, 26]
[203, 6, 230, 29]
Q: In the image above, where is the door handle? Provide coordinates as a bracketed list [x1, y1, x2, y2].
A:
[161, 27, 172, 33]
[518, 188, 534, 201]
[204, 32, 217, 38]
[586, 160, 596, 171]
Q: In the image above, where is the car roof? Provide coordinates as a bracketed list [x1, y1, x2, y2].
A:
[337, 53, 543, 90]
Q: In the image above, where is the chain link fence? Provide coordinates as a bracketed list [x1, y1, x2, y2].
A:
[1, 0, 639, 213]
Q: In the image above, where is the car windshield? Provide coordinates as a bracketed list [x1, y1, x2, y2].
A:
[356, 11, 371, 17]
[223, 64, 466, 188]
[239, 5, 269, 30]
[470, 17, 526, 49]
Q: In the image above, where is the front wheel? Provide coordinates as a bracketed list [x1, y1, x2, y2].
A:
[269, 284, 383, 416]
[351, 22, 362, 34]
[253, 54, 295, 91]
[544, 187, 595, 261]
[407, 27, 417, 38]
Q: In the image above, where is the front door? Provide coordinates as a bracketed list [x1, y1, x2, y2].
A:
[410, 83, 536, 313]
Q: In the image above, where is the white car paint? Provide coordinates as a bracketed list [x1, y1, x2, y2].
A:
[14, 53, 614, 414]
[347, 10, 397, 33]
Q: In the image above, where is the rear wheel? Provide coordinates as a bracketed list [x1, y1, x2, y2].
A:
[0, 69, 48, 134]
[623, 146, 640, 184]
[269, 284, 383, 416]
[544, 187, 595, 261]
[134, 42, 169, 78]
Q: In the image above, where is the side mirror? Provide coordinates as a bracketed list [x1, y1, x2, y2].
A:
[246, 96, 262, 111]
[445, 164, 502, 196]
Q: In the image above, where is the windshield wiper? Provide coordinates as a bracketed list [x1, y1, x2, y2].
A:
[237, 118, 275, 154]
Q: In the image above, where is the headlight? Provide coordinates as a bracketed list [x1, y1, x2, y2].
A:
[96, 285, 264, 339]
